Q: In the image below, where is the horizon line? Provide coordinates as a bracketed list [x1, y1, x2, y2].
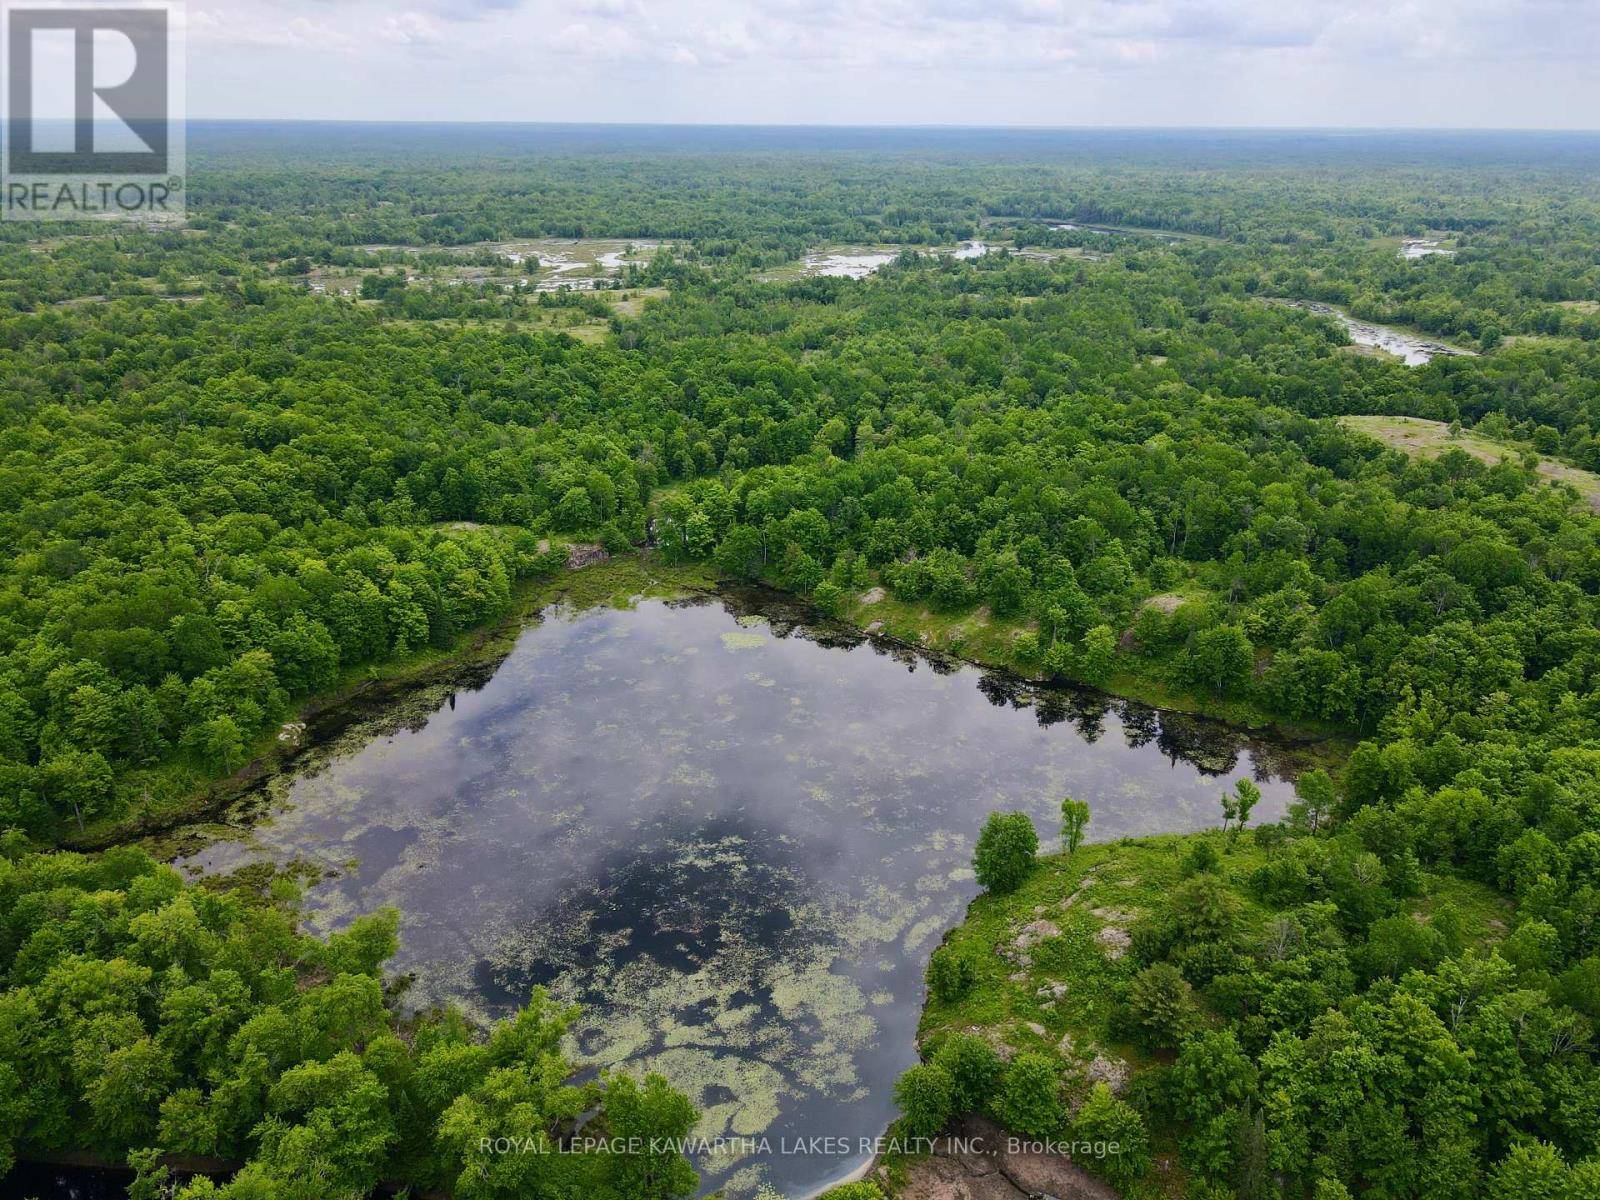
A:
[181, 117, 1600, 136]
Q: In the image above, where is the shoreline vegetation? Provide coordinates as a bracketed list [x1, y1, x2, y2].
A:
[38, 539, 1336, 858]
[70, 549, 1342, 859]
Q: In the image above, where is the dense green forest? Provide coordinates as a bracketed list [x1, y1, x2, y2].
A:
[0, 839, 706, 1198]
[4, 126, 1600, 1198]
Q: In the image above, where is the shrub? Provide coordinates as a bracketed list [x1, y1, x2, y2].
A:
[1060, 797, 1091, 855]
[1557, 956, 1600, 1019]
[1249, 848, 1316, 905]
[818, 1184, 885, 1200]
[1183, 837, 1223, 876]
[1357, 914, 1445, 981]
[811, 580, 845, 616]
[1073, 1083, 1151, 1187]
[1170, 1030, 1256, 1125]
[1172, 939, 1239, 988]
[1125, 962, 1199, 1049]
[1042, 639, 1073, 679]
[598, 522, 633, 555]
[1502, 918, 1561, 974]
[932, 1034, 1002, 1114]
[1076, 625, 1117, 686]
[1183, 624, 1254, 698]
[1011, 630, 1042, 668]
[893, 1062, 954, 1140]
[973, 812, 1039, 895]
[927, 944, 975, 1002]
[992, 1052, 1064, 1139]
[1169, 874, 1243, 942]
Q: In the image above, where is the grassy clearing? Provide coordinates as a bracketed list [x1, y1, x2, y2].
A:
[533, 287, 671, 341]
[1417, 871, 1515, 936]
[391, 287, 664, 341]
[608, 286, 670, 317]
[922, 833, 1512, 1063]
[1499, 333, 1575, 347]
[985, 216, 1223, 244]
[393, 311, 609, 340]
[1339, 414, 1600, 512]
[293, 238, 668, 301]
[837, 583, 1340, 740]
[922, 838, 1211, 1059]
[843, 585, 1024, 664]
[546, 552, 715, 610]
[528, 309, 610, 342]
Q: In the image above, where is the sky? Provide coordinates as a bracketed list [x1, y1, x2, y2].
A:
[183, 0, 1599, 129]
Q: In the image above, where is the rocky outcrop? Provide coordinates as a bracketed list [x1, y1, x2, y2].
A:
[883, 1115, 1120, 1200]
[566, 543, 609, 569]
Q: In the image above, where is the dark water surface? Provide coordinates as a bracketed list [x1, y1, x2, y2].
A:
[180, 592, 1305, 1197]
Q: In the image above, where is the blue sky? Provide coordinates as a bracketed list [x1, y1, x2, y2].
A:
[184, 0, 1598, 128]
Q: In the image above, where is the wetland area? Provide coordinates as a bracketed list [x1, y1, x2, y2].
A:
[1268, 298, 1477, 365]
[175, 583, 1311, 1197]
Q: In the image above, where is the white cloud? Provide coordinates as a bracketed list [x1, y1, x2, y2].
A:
[184, 0, 1598, 126]
[379, 12, 446, 44]
[569, 0, 645, 15]
[189, 9, 356, 49]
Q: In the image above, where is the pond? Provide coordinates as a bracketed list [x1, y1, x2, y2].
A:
[797, 243, 992, 278]
[1400, 237, 1455, 260]
[180, 589, 1308, 1198]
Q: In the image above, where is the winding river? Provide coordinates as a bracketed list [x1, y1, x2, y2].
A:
[179, 589, 1307, 1197]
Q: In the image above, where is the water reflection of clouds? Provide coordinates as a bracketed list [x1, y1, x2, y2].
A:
[182, 591, 1312, 1197]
